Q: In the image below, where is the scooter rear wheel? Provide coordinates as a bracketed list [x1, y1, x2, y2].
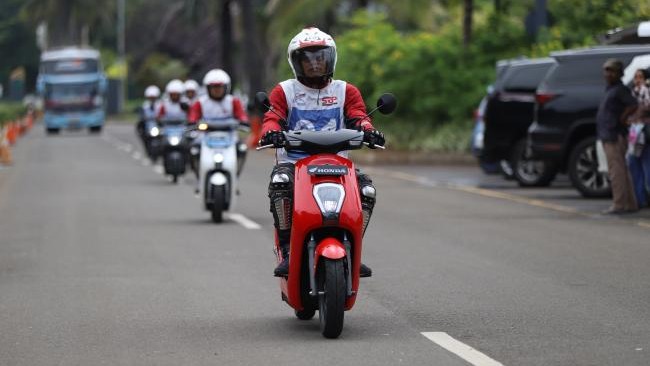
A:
[318, 259, 346, 338]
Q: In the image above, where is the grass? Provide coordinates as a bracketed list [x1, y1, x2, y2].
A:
[376, 119, 472, 152]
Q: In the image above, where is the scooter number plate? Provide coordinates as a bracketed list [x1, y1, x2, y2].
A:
[205, 135, 232, 148]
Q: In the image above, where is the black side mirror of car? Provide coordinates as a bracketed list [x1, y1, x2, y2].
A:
[377, 93, 397, 115]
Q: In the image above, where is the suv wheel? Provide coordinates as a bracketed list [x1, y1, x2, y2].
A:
[510, 139, 557, 187]
[568, 137, 611, 197]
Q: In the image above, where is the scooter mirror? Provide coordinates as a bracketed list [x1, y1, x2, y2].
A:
[255, 92, 271, 113]
[377, 93, 397, 115]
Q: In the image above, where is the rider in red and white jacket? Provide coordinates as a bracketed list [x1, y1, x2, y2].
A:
[259, 27, 384, 277]
[157, 79, 188, 121]
[187, 69, 248, 125]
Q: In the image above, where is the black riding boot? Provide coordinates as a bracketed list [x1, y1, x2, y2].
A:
[274, 241, 290, 277]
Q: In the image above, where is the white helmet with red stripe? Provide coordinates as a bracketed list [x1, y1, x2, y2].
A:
[287, 27, 337, 79]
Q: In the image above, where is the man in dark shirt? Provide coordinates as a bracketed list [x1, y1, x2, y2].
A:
[596, 58, 638, 214]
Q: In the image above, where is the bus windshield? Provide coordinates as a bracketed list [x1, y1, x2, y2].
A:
[41, 59, 99, 75]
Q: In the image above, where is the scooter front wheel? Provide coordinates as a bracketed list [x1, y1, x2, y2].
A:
[211, 185, 225, 223]
[318, 259, 346, 338]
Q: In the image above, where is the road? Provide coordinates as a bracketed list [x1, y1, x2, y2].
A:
[1, 122, 650, 366]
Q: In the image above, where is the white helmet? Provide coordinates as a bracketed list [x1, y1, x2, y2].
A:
[184, 79, 199, 92]
[203, 69, 231, 87]
[144, 85, 161, 98]
[165, 79, 185, 94]
[287, 27, 337, 79]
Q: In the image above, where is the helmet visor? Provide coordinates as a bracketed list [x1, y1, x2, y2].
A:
[291, 47, 335, 78]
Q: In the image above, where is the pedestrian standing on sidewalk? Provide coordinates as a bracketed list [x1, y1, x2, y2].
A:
[627, 69, 650, 209]
[597, 58, 638, 214]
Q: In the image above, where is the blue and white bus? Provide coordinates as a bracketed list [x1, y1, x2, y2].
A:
[37, 47, 107, 133]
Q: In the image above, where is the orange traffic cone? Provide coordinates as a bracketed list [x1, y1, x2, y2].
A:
[7, 121, 18, 145]
[0, 125, 12, 165]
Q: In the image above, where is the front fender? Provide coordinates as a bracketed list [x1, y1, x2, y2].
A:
[209, 171, 227, 186]
[314, 237, 346, 270]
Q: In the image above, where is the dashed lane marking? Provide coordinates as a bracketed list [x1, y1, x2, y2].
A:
[153, 165, 164, 175]
[225, 213, 262, 230]
[132, 151, 142, 160]
[421, 332, 504, 366]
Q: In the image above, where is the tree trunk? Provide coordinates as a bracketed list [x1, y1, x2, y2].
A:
[240, 0, 264, 104]
[220, 0, 234, 86]
[463, 0, 473, 49]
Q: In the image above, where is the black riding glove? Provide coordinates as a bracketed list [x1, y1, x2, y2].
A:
[259, 130, 285, 148]
[363, 129, 385, 148]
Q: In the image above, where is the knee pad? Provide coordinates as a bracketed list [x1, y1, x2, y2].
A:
[269, 168, 294, 231]
[359, 182, 376, 235]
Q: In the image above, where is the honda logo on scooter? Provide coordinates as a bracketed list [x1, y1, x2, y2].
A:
[307, 165, 348, 176]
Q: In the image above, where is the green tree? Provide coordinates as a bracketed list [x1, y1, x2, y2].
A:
[0, 0, 39, 93]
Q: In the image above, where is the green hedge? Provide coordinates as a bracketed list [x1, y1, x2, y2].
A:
[0, 102, 26, 128]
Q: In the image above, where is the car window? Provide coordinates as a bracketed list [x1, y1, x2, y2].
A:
[546, 55, 636, 86]
[502, 64, 553, 91]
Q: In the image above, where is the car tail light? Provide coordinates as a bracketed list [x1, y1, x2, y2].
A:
[535, 92, 557, 106]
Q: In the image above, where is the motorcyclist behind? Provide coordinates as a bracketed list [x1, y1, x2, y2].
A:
[157, 79, 189, 121]
[259, 27, 385, 277]
[188, 69, 249, 181]
[184, 79, 200, 107]
[137, 85, 161, 138]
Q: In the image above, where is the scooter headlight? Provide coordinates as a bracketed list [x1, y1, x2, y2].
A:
[213, 153, 224, 164]
[150, 126, 160, 137]
[198, 123, 208, 131]
[169, 136, 181, 146]
[313, 183, 345, 216]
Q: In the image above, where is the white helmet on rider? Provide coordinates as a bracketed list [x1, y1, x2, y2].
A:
[184, 79, 199, 92]
[144, 85, 161, 98]
[165, 79, 185, 95]
[203, 69, 231, 88]
[287, 27, 337, 81]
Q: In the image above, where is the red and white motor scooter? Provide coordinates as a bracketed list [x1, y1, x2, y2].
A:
[257, 92, 396, 338]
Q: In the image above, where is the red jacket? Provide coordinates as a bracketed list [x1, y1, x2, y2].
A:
[187, 96, 248, 124]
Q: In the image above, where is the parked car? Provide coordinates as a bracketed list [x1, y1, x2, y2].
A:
[528, 45, 650, 197]
[476, 57, 556, 185]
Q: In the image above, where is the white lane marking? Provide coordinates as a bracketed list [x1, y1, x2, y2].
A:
[365, 167, 580, 216]
[132, 151, 142, 160]
[141, 159, 151, 166]
[225, 213, 262, 230]
[123, 144, 133, 153]
[421, 332, 504, 366]
[153, 165, 164, 174]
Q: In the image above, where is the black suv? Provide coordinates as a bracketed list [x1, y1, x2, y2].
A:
[528, 45, 650, 197]
[481, 57, 556, 186]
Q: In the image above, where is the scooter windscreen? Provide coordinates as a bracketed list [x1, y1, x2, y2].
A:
[284, 129, 364, 155]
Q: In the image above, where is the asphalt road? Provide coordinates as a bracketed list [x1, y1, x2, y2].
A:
[1, 122, 650, 366]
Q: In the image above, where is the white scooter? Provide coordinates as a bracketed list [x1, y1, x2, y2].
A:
[195, 118, 248, 223]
